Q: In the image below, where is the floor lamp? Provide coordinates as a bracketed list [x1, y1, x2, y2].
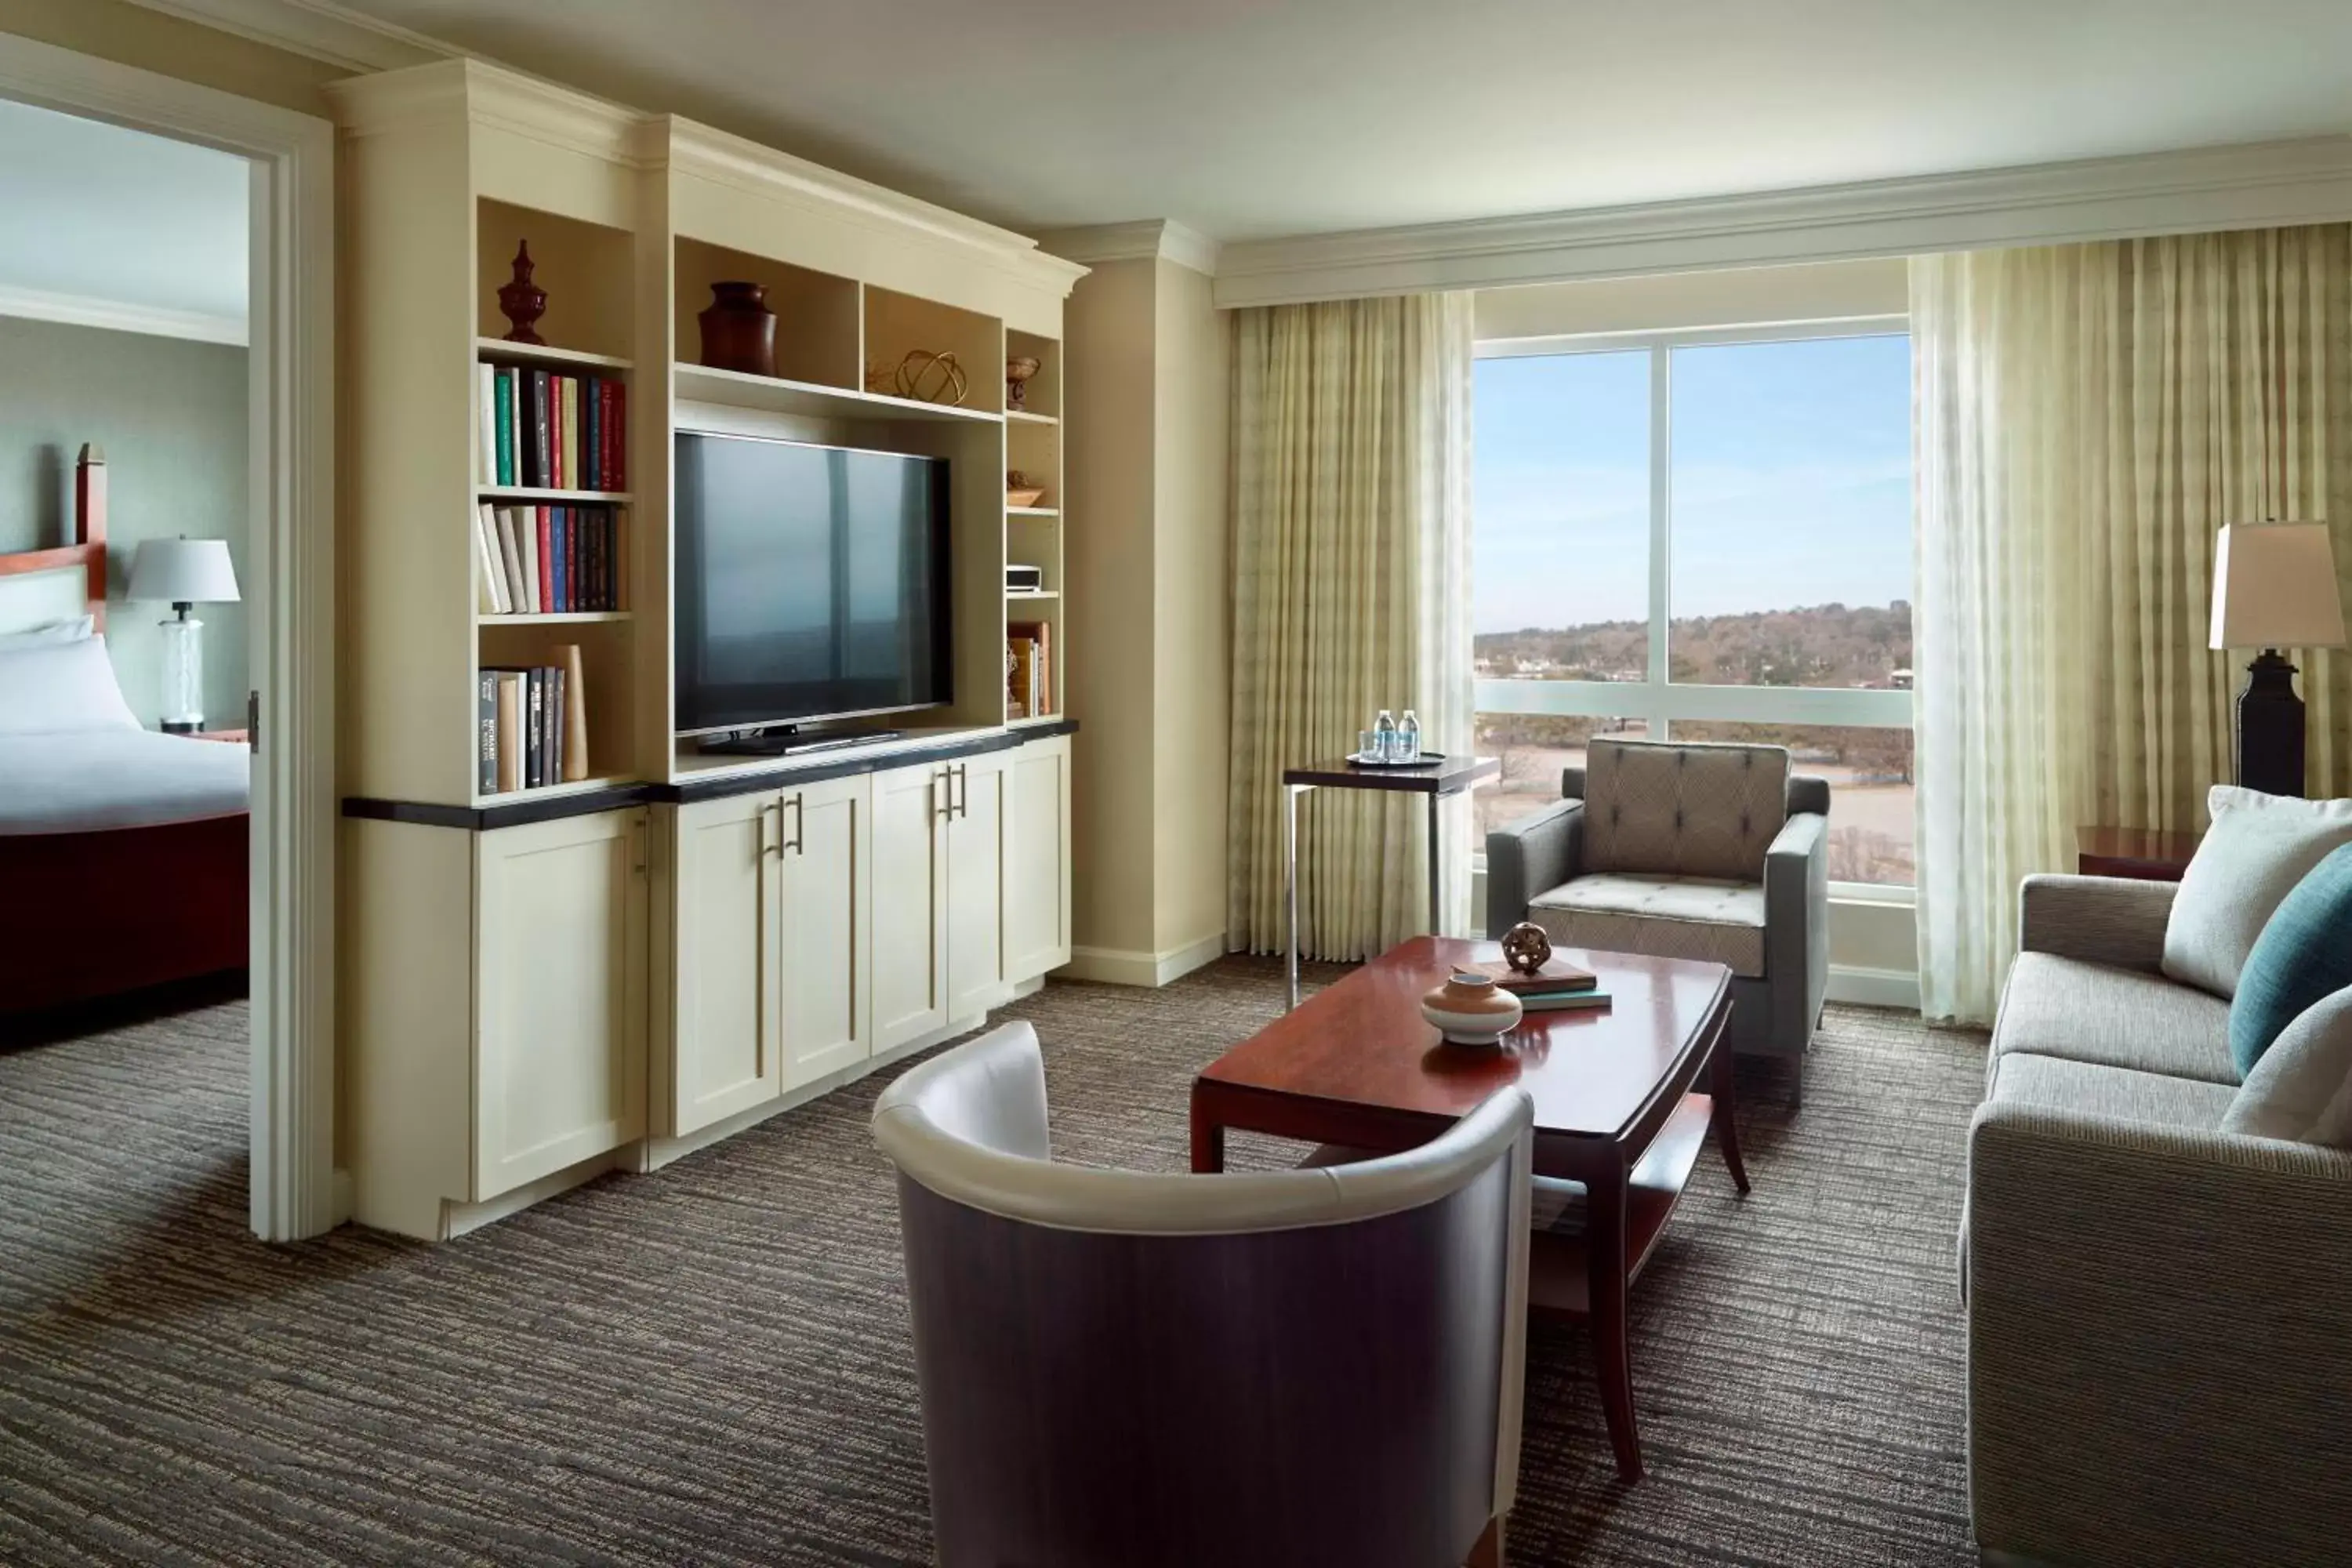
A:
[2209, 523, 2348, 797]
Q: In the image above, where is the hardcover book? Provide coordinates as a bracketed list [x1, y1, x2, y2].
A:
[493, 367, 516, 485]
[1468, 957, 1598, 995]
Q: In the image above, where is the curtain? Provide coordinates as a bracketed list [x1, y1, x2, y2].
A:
[1227, 292, 1475, 960]
[1912, 225, 2352, 1023]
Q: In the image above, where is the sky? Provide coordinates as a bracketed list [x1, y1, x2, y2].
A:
[1472, 333, 1912, 633]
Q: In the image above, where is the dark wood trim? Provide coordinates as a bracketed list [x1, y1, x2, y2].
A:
[343, 719, 1080, 831]
[0, 812, 247, 1014]
[2075, 823, 2201, 882]
[0, 443, 107, 633]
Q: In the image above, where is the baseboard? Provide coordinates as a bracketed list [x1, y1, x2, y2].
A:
[1058, 931, 1227, 988]
[1827, 964, 1922, 1011]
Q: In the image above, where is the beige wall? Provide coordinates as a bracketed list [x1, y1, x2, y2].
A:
[1476, 257, 1907, 342]
[0, 0, 352, 114]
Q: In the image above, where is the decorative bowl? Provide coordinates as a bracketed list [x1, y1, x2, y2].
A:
[1007, 470, 1047, 507]
[1420, 971, 1523, 1047]
[1006, 355, 1043, 410]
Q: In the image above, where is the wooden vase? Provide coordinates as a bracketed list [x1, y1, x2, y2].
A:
[699, 281, 777, 377]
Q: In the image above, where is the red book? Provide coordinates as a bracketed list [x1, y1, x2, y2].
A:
[608, 379, 626, 491]
[596, 381, 613, 492]
[535, 505, 554, 614]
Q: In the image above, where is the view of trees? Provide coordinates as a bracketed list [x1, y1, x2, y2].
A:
[1475, 601, 1912, 689]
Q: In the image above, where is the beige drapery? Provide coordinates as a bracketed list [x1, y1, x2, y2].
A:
[1912, 225, 2352, 1023]
[1227, 293, 1475, 960]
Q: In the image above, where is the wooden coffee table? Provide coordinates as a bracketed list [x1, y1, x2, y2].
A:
[1191, 935, 1746, 1482]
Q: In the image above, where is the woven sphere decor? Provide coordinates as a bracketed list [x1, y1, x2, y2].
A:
[887, 348, 968, 406]
[1501, 920, 1553, 975]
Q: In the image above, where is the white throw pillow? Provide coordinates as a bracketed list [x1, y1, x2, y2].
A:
[0, 615, 94, 652]
[0, 633, 142, 735]
[2161, 786, 2352, 999]
[2220, 986, 2352, 1147]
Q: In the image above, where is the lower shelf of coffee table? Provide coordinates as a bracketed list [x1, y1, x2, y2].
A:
[1526, 1093, 1713, 1319]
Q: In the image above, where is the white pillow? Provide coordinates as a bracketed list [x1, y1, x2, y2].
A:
[2161, 786, 2352, 999]
[0, 634, 142, 735]
[0, 615, 94, 652]
[2220, 986, 2352, 1148]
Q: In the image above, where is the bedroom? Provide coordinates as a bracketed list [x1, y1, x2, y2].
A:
[0, 96, 253, 1043]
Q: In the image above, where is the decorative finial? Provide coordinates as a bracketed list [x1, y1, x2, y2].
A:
[497, 241, 546, 345]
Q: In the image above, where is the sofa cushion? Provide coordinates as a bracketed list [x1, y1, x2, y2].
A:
[2161, 786, 2352, 1000]
[1988, 1051, 2238, 1131]
[1582, 739, 1789, 882]
[1528, 872, 1765, 978]
[1992, 952, 2236, 1086]
[2230, 844, 2352, 1077]
[2222, 986, 2352, 1147]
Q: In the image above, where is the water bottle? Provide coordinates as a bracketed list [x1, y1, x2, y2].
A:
[1399, 709, 1421, 763]
[1373, 710, 1397, 761]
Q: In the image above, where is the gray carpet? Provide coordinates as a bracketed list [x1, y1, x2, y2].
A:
[0, 960, 1989, 1566]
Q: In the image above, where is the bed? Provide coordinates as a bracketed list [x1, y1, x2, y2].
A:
[0, 445, 249, 1012]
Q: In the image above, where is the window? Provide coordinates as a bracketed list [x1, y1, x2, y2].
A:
[1472, 325, 1915, 886]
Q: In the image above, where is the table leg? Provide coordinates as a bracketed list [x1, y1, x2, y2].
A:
[1426, 790, 1443, 936]
[1586, 1159, 1642, 1482]
[1189, 1095, 1226, 1174]
[1708, 1036, 1751, 1195]
[1284, 782, 1307, 1011]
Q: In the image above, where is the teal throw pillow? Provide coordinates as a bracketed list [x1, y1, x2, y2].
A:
[2230, 843, 2352, 1079]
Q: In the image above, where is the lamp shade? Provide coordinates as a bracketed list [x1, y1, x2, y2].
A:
[127, 537, 240, 605]
[2209, 524, 2347, 650]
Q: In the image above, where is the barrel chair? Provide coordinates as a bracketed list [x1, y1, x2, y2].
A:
[872, 1021, 1534, 1568]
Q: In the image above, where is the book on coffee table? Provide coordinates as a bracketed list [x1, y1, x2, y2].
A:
[1468, 957, 1597, 996]
[1521, 989, 1613, 1012]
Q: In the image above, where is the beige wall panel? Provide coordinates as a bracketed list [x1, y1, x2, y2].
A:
[1475, 258, 1908, 342]
[1061, 257, 1160, 958]
[470, 125, 635, 232]
[0, 0, 354, 114]
[1150, 259, 1231, 956]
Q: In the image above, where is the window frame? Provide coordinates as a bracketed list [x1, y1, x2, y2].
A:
[1473, 314, 1915, 894]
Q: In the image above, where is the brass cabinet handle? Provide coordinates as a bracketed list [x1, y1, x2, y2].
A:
[783, 793, 805, 856]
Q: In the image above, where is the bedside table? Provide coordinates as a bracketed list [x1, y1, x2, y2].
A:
[187, 727, 249, 745]
[2077, 824, 2201, 881]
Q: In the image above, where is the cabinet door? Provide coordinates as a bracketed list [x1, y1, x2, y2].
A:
[474, 808, 649, 1199]
[1004, 735, 1072, 982]
[871, 760, 950, 1051]
[946, 751, 1010, 1018]
[668, 791, 782, 1137]
[778, 772, 873, 1089]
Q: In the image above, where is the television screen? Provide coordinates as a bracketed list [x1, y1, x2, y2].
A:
[674, 431, 951, 733]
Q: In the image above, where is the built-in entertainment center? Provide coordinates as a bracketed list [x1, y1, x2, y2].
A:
[331, 59, 1086, 1240]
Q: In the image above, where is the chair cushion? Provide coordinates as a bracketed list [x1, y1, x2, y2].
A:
[1582, 739, 1790, 882]
[2161, 786, 2352, 1000]
[1991, 952, 2236, 1085]
[2230, 844, 2352, 1077]
[2221, 985, 2352, 1147]
[1528, 872, 1766, 978]
[1988, 1051, 2239, 1132]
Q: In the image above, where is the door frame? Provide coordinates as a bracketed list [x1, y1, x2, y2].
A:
[0, 34, 339, 1240]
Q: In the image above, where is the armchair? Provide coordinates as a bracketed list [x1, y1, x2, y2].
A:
[873, 1021, 1534, 1568]
[1486, 739, 1829, 1098]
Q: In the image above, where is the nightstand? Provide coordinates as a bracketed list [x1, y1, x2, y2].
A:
[188, 727, 249, 745]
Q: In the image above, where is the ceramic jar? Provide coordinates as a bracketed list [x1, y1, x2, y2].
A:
[699, 281, 778, 377]
[1420, 971, 1523, 1047]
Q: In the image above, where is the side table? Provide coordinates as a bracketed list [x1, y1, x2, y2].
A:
[1279, 753, 1500, 1008]
[2076, 824, 2201, 882]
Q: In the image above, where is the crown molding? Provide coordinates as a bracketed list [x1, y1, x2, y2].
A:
[121, 0, 447, 74]
[1213, 135, 2352, 307]
[0, 283, 246, 346]
[1040, 219, 1221, 275]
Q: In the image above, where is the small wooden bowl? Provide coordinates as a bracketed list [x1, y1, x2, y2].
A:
[1007, 487, 1047, 508]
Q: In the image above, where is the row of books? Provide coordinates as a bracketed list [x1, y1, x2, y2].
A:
[474, 503, 629, 616]
[477, 361, 627, 492]
[1008, 619, 1054, 720]
[478, 656, 585, 794]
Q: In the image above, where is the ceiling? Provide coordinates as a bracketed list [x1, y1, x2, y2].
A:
[321, 0, 2352, 242]
[0, 96, 248, 330]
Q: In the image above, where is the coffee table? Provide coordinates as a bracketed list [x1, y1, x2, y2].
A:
[1190, 935, 1746, 1482]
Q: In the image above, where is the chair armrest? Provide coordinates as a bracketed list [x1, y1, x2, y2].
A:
[1965, 1102, 2352, 1565]
[2017, 873, 2176, 973]
[1484, 798, 1582, 939]
[1762, 811, 1828, 1038]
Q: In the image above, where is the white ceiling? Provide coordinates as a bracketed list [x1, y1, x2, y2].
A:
[322, 0, 2352, 242]
[0, 97, 248, 329]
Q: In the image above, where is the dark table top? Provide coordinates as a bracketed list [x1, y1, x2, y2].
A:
[1283, 754, 1501, 795]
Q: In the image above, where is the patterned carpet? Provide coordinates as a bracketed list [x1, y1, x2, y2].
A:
[0, 960, 1991, 1566]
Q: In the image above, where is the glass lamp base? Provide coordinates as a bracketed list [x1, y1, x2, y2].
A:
[158, 612, 205, 731]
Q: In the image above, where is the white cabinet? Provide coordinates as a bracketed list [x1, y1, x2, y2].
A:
[1004, 735, 1072, 981]
[474, 808, 650, 1198]
[945, 751, 1009, 1018]
[872, 759, 952, 1051]
[668, 790, 782, 1134]
[778, 773, 872, 1089]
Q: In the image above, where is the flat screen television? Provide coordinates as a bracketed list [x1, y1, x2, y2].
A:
[673, 430, 951, 735]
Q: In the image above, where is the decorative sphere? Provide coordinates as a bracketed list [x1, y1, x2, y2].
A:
[1501, 921, 1552, 975]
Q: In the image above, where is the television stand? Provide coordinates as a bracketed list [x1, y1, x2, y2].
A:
[699, 725, 902, 759]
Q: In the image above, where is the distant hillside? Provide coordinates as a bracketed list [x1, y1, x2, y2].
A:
[1476, 601, 1911, 688]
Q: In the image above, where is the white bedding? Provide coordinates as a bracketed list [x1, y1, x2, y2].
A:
[0, 728, 250, 834]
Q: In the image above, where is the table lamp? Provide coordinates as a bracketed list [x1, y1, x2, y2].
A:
[2209, 522, 2347, 797]
[127, 536, 241, 733]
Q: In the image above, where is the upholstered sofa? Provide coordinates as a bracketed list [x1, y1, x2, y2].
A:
[1965, 874, 2352, 1568]
[1485, 739, 1829, 1096]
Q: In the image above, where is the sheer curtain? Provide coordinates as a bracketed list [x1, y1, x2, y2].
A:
[1912, 226, 2352, 1023]
[1227, 292, 1475, 960]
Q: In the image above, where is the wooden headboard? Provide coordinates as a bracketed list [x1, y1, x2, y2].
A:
[0, 443, 107, 634]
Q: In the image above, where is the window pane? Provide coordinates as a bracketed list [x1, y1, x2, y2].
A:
[1667, 336, 1911, 689]
[1472, 712, 1653, 838]
[1668, 720, 1915, 885]
[1474, 350, 1651, 682]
